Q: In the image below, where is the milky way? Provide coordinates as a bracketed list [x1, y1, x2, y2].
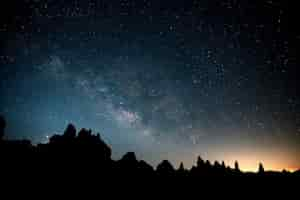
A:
[1, 0, 300, 171]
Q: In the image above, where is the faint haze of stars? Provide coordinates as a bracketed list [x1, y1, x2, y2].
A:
[0, 0, 300, 171]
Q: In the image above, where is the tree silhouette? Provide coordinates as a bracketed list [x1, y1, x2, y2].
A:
[234, 161, 240, 173]
[178, 162, 185, 173]
[197, 156, 205, 168]
[259, 162, 264, 174]
[179, 162, 185, 171]
[221, 161, 226, 169]
[214, 161, 221, 168]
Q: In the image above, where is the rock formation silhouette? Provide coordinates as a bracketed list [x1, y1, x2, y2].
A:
[0, 116, 298, 181]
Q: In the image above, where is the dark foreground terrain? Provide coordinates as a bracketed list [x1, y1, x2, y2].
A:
[0, 116, 298, 194]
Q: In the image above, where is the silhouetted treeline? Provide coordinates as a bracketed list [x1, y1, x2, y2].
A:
[0, 116, 299, 180]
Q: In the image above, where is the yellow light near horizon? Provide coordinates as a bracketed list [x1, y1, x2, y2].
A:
[171, 143, 300, 172]
[223, 154, 299, 172]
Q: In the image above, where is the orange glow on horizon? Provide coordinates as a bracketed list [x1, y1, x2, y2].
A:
[174, 145, 300, 173]
[215, 153, 300, 172]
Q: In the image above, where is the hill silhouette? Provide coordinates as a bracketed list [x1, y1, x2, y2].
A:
[0, 115, 299, 182]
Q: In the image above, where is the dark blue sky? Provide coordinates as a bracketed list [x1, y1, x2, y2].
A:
[1, 0, 299, 171]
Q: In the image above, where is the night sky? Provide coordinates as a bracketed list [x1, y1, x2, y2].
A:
[1, 0, 300, 171]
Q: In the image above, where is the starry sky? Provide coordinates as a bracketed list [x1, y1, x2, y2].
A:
[1, 0, 300, 171]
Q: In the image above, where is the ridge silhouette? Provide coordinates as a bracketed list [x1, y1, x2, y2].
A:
[0, 116, 299, 180]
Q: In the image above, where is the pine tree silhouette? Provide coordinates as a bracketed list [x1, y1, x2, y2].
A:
[234, 161, 240, 173]
[259, 162, 264, 174]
